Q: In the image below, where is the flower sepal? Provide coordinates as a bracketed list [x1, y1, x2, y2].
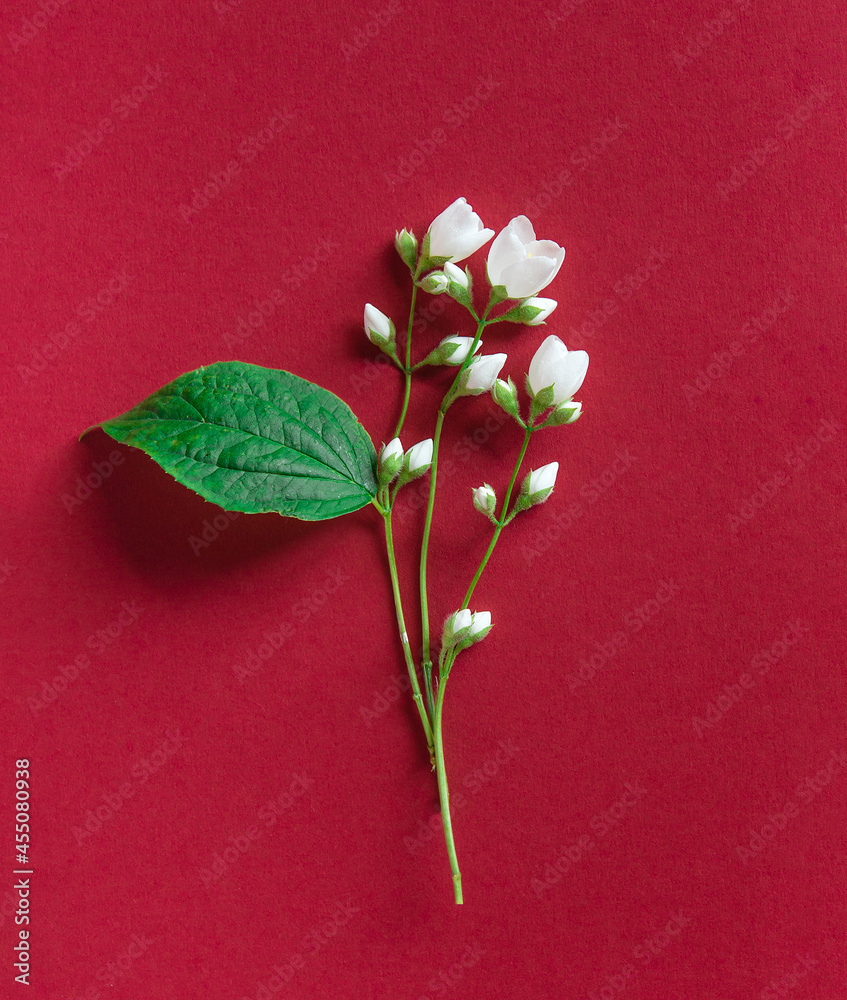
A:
[491, 377, 525, 426]
[486, 282, 510, 308]
[527, 380, 556, 421]
[418, 232, 452, 274]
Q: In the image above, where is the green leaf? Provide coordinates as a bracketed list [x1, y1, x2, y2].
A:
[88, 362, 379, 520]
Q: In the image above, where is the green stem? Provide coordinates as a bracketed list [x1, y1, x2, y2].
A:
[433, 655, 462, 904]
[462, 424, 533, 609]
[419, 306, 492, 669]
[419, 406, 445, 718]
[383, 508, 433, 759]
[393, 281, 418, 440]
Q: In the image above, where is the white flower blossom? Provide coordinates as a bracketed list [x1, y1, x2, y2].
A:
[487, 217, 565, 298]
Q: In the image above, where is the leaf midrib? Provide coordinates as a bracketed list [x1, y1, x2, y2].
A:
[109, 409, 366, 488]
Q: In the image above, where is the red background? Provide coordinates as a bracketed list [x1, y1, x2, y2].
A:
[2, 0, 845, 997]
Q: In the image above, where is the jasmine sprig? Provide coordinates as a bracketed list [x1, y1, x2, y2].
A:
[88, 196, 591, 907]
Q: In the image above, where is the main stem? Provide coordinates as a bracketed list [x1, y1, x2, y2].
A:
[433, 656, 462, 904]
[419, 406, 445, 716]
[393, 281, 418, 440]
[383, 508, 433, 760]
[419, 311, 489, 677]
[463, 424, 533, 609]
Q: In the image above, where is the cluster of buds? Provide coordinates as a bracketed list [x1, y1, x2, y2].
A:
[378, 436, 433, 490]
[370, 197, 590, 642]
[488, 335, 587, 429]
[441, 608, 492, 654]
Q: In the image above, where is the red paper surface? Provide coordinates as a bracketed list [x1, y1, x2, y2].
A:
[2, 1, 845, 997]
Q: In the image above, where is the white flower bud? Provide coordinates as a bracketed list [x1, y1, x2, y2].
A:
[442, 609, 471, 648]
[472, 484, 496, 518]
[492, 377, 520, 419]
[378, 437, 404, 485]
[443, 336, 480, 365]
[443, 261, 469, 288]
[459, 353, 507, 395]
[420, 272, 449, 294]
[420, 336, 481, 368]
[523, 296, 557, 325]
[523, 461, 559, 505]
[381, 438, 403, 463]
[443, 608, 491, 649]
[453, 609, 472, 631]
[546, 400, 582, 426]
[468, 611, 492, 640]
[363, 303, 395, 346]
[405, 438, 433, 475]
[395, 228, 418, 270]
[527, 335, 588, 405]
